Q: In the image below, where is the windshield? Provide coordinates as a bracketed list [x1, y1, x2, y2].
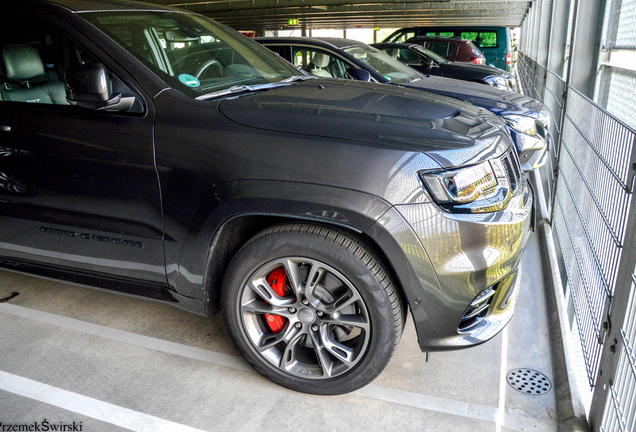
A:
[343, 45, 422, 84]
[412, 46, 449, 64]
[82, 12, 299, 98]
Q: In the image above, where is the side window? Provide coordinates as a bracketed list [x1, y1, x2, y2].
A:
[426, 32, 454, 38]
[388, 49, 419, 65]
[264, 45, 290, 61]
[447, 42, 458, 57]
[392, 31, 416, 43]
[292, 48, 348, 79]
[426, 42, 451, 57]
[0, 17, 68, 105]
[0, 15, 142, 112]
[460, 31, 498, 48]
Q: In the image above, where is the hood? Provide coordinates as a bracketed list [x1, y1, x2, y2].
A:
[445, 62, 512, 78]
[218, 79, 510, 167]
[406, 76, 542, 117]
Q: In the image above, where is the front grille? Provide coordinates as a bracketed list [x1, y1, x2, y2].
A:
[458, 285, 498, 332]
[501, 150, 522, 190]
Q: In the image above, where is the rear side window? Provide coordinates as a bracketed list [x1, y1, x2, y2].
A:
[425, 32, 454, 38]
[460, 31, 498, 48]
[425, 41, 455, 57]
[391, 31, 416, 43]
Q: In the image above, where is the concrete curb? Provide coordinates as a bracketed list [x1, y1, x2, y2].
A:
[532, 171, 589, 432]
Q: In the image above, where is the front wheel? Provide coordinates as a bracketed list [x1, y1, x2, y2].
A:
[221, 223, 404, 395]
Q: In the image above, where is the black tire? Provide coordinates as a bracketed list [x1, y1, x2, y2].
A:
[221, 223, 404, 395]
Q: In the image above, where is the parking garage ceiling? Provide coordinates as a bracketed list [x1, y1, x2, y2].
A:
[145, 0, 531, 30]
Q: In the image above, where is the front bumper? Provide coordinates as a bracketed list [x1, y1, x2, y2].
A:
[369, 177, 533, 351]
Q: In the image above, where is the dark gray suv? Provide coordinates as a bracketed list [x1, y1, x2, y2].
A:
[0, 0, 532, 394]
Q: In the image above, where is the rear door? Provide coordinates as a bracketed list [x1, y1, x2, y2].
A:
[0, 13, 166, 285]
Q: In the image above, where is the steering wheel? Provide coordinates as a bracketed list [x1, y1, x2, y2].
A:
[195, 59, 223, 79]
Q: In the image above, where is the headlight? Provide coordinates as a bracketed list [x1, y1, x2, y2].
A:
[502, 115, 537, 136]
[420, 158, 517, 213]
[537, 105, 551, 130]
[486, 75, 515, 91]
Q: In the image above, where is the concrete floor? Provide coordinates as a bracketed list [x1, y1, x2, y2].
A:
[0, 232, 557, 432]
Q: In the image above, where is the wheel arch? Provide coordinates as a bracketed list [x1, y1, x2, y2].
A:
[203, 212, 409, 323]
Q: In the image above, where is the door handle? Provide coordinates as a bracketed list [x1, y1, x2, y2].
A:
[0, 125, 11, 132]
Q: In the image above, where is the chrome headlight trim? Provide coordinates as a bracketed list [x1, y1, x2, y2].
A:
[502, 114, 538, 136]
[419, 151, 523, 213]
[485, 75, 515, 91]
[537, 105, 552, 130]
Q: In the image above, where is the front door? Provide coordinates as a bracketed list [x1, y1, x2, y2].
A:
[0, 13, 166, 285]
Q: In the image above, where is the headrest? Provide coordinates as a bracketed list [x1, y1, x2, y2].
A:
[2, 45, 45, 82]
[312, 52, 330, 68]
[391, 49, 399, 58]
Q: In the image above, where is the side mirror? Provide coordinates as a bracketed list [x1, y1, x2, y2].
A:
[346, 68, 371, 82]
[66, 63, 134, 112]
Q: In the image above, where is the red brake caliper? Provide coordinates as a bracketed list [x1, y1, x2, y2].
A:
[265, 267, 288, 333]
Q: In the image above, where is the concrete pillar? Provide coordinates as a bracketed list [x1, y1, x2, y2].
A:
[538, 0, 554, 68]
[529, 4, 538, 58]
[547, 0, 572, 78]
[531, 1, 543, 61]
[568, 0, 607, 97]
[520, 17, 528, 53]
[524, 5, 533, 54]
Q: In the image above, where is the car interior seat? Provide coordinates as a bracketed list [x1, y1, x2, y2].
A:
[0, 45, 68, 104]
[310, 52, 333, 77]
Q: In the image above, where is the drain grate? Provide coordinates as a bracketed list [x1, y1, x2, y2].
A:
[506, 369, 552, 395]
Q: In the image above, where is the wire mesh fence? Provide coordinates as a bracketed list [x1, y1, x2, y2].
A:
[600, 271, 636, 432]
[517, 52, 636, 429]
[516, 53, 567, 215]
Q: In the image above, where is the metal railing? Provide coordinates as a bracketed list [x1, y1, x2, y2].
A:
[517, 52, 636, 431]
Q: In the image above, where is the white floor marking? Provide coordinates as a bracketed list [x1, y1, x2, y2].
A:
[495, 327, 509, 432]
[0, 303, 556, 431]
[0, 303, 252, 373]
[0, 371, 209, 432]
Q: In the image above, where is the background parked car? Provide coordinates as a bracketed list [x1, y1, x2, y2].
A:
[372, 42, 516, 91]
[404, 36, 486, 65]
[384, 26, 514, 71]
[257, 37, 551, 171]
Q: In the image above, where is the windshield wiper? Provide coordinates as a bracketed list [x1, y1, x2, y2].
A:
[196, 75, 316, 101]
[279, 75, 317, 83]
